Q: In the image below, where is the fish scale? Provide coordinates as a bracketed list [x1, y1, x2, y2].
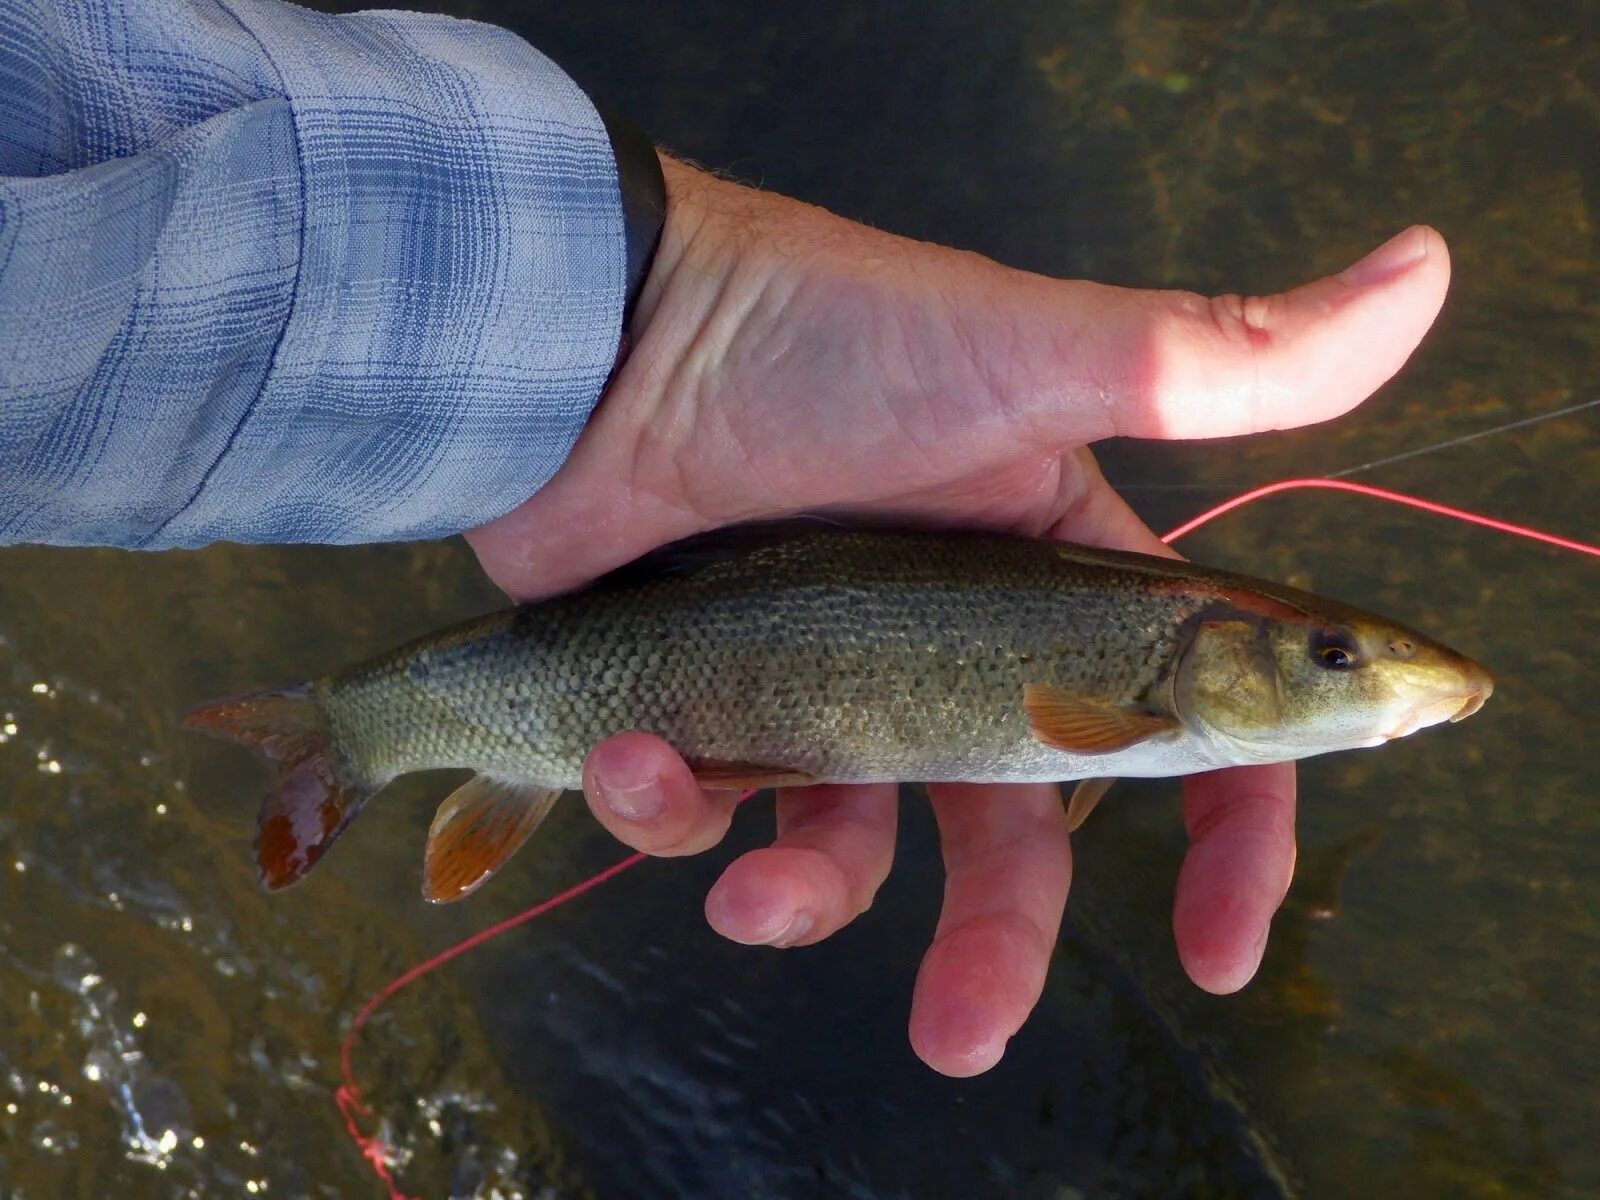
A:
[320, 531, 1203, 788]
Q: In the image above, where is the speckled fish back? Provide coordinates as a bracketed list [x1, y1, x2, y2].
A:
[316, 527, 1214, 788]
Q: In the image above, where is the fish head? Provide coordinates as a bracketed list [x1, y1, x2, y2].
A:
[1174, 603, 1492, 762]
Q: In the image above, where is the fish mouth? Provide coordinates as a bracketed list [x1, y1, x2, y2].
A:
[1386, 662, 1493, 739]
[1450, 687, 1490, 722]
[1449, 660, 1495, 722]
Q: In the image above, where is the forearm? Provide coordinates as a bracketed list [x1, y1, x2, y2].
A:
[0, 0, 626, 549]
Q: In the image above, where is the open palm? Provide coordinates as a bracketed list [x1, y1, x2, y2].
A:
[466, 156, 1451, 1076]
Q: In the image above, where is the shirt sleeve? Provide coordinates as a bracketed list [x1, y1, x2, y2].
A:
[0, 0, 626, 549]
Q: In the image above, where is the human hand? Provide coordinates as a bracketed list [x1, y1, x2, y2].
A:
[465, 155, 1450, 1075]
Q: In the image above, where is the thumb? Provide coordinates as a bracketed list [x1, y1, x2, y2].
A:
[1019, 225, 1451, 443]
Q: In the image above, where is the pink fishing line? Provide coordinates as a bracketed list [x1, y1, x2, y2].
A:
[335, 852, 650, 1200]
[336, 480, 1599, 1196]
[1158, 477, 1600, 554]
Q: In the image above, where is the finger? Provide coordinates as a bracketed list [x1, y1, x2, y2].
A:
[704, 783, 898, 947]
[1174, 763, 1298, 993]
[1046, 448, 1189, 558]
[1049, 472, 1299, 992]
[581, 731, 741, 857]
[1014, 225, 1451, 444]
[909, 783, 1071, 1077]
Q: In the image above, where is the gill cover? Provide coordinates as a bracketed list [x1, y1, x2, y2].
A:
[1174, 618, 1284, 744]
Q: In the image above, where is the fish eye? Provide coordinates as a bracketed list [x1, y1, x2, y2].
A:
[1310, 628, 1361, 670]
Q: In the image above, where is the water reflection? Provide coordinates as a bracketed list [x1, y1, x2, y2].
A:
[0, 544, 577, 1195]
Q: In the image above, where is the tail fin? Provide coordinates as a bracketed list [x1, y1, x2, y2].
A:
[184, 687, 376, 891]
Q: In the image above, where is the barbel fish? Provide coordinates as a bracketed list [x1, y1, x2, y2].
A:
[186, 525, 1491, 902]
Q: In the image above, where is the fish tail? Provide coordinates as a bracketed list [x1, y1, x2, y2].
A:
[184, 686, 376, 891]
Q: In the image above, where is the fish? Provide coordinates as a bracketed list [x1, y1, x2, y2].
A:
[184, 524, 1492, 902]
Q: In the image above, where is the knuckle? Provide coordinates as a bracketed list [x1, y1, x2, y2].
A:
[1136, 291, 1279, 435]
[1204, 292, 1276, 351]
[939, 912, 1054, 973]
[1185, 787, 1295, 848]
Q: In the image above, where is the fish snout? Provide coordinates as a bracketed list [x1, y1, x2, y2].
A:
[1449, 660, 1494, 722]
[1383, 655, 1493, 740]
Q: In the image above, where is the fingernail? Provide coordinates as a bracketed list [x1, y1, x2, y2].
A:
[767, 911, 814, 947]
[1339, 226, 1428, 287]
[595, 770, 666, 822]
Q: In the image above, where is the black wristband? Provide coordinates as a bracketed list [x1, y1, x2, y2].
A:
[598, 109, 666, 333]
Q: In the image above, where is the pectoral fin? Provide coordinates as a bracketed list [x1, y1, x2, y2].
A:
[1064, 777, 1116, 833]
[1023, 684, 1179, 754]
[688, 760, 814, 790]
[422, 776, 560, 903]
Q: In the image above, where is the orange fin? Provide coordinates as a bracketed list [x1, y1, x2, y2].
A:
[184, 688, 323, 763]
[422, 777, 560, 903]
[1065, 777, 1116, 833]
[687, 759, 815, 790]
[1023, 684, 1178, 754]
[184, 687, 375, 890]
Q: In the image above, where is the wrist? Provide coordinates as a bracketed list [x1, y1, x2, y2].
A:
[629, 153, 717, 337]
[597, 111, 666, 345]
[619, 154, 842, 398]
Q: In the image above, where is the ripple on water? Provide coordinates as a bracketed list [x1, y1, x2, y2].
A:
[53, 942, 194, 1169]
[0, 542, 579, 1197]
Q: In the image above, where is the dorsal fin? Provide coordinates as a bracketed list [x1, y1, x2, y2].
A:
[588, 517, 847, 590]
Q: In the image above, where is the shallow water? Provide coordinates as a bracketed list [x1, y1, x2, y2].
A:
[2, 1, 1596, 1196]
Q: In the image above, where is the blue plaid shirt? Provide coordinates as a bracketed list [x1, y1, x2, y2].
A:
[0, 0, 625, 547]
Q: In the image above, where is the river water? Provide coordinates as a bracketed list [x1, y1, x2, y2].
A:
[1, 1, 1595, 1195]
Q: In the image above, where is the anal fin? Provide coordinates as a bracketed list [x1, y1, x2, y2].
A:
[423, 776, 560, 903]
[1065, 777, 1116, 833]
